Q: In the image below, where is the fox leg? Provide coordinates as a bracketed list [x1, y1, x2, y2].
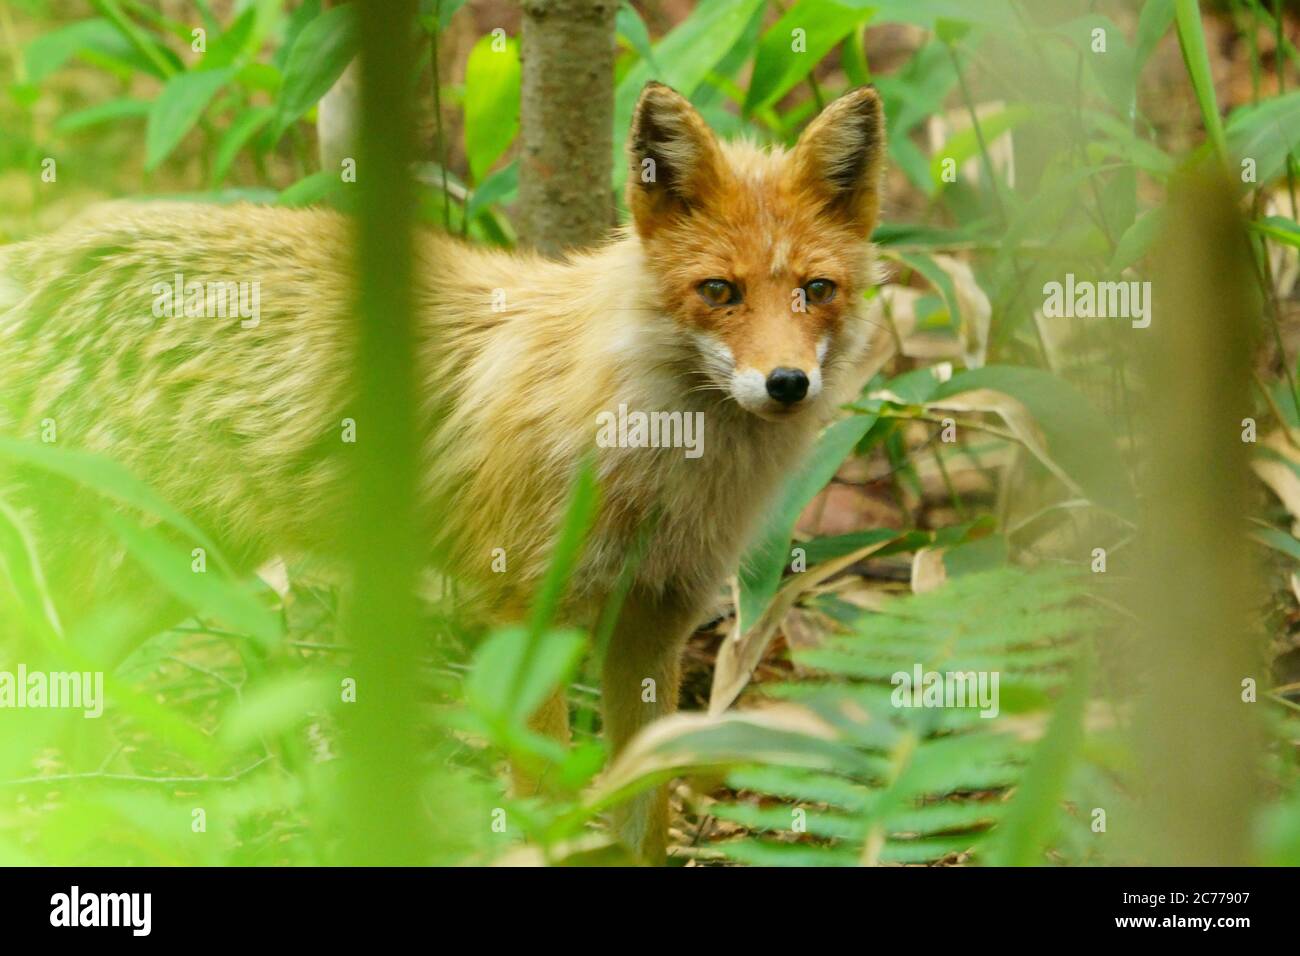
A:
[510, 689, 570, 797]
[601, 587, 699, 862]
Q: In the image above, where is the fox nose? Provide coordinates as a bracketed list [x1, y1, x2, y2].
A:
[765, 367, 809, 405]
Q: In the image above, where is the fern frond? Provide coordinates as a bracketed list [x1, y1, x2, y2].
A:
[714, 566, 1106, 865]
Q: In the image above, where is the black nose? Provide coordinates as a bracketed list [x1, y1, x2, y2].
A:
[765, 367, 809, 405]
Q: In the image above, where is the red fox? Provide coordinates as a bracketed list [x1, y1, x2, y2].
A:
[0, 82, 885, 861]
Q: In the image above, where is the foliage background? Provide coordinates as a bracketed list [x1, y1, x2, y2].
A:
[0, 0, 1299, 866]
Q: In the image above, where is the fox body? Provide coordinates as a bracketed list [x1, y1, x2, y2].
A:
[0, 83, 885, 859]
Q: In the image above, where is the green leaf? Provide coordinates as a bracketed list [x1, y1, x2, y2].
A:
[728, 765, 873, 812]
[427, 0, 468, 32]
[211, 105, 274, 186]
[934, 17, 971, 45]
[24, 19, 128, 83]
[1135, 0, 1176, 69]
[737, 415, 876, 632]
[54, 97, 149, 135]
[858, 0, 1015, 30]
[744, 0, 872, 115]
[1252, 526, 1300, 563]
[1173, 0, 1227, 160]
[987, 659, 1091, 865]
[237, 61, 282, 94]
[0, 496, 62, 638]
[202, 7, 257, 70]
[220, 674, 334, 749]
[616, 1, 658, 70]
[931, 365, 1134, 518]
[1109, 207, 1169, 272]
[1084, 110, 1176, 178]
[1227, 91, 1300, 188]
[466, 159, 518, 222]
[91, 0, 180, 78]
[612, 0, 765, 187]
[720, 838, 858, 866]
[801, 527, 911, 566]
[592, 707, 855, 811]
[1053, 15, 1135, 112]
[276, 169, 344, 207]
[272, 3, 359, 139]
[928, 104, 1032, 187]
[1253, 216, 1300, 249]
[463, 33, 521, 183]
[528, 454, 600, 639]
[941, 533, 1008, 577]
[0, 437, 219, 560]
[100, 510, 281, 650]
[466, 625, 587, 726]
[145, 67, 234, 171]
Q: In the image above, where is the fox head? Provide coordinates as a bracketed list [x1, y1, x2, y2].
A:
[626, 82, 885, 422]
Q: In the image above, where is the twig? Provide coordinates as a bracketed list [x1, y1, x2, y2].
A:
[1, 755, 273, 788]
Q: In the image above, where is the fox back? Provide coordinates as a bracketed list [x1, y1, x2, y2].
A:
[0, 84, 885, 632]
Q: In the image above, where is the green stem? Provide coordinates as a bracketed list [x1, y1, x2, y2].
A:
[945, 41, 1006, 225]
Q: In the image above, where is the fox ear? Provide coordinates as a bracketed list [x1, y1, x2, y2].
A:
[790, 86, 886, 236]
[626, 82, 724, 237]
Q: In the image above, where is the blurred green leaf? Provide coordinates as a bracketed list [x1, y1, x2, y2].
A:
[987, 659, 1090, 865]
[1253, 215, 1300, 249]
[928, 105, 1033, 188]
[931, 366, 1134, 517]
[1173, 0, 1227, 160]
[202, 7, 258, 70]
[0, 438, 220, 560]
[1110, 206, 1170, 272]
[527, 455, 600, 640]
[101, 510, 281, 650]
[220, 674, 334, 749]
[1135, 0, 1176, 69]
[211, 105, 274, 185]
[467, 625, 586, 726]
[612, 0, 764, 186]
[616, 2, 658, 70]
[237, 61, 282, 93]
[276, 169, 344, 207]
[54, 97, 149, 134]
[934, 17, 971, 45]
[24, 19, 121, 82]
[91, 0, 181, 78]
[1227, 91, 1300, 187]
[24, 17, 173, 82]
[272, 3, 359, 139]
[0, 495, 62, 638]
[738, 415, 876, 633]
[466, 159, 518, 221]
[744, 0, 872, 115]
[1252, 526, 1300, 563]
[463, 33, 521, 183]
[145, 67, 234, 171]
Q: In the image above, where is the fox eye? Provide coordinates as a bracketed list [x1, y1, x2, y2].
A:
[804, 279, 837, 304]
[698, 278, 741, 307]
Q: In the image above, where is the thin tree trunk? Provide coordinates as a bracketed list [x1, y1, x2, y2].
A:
[517, 0, 618, 255]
